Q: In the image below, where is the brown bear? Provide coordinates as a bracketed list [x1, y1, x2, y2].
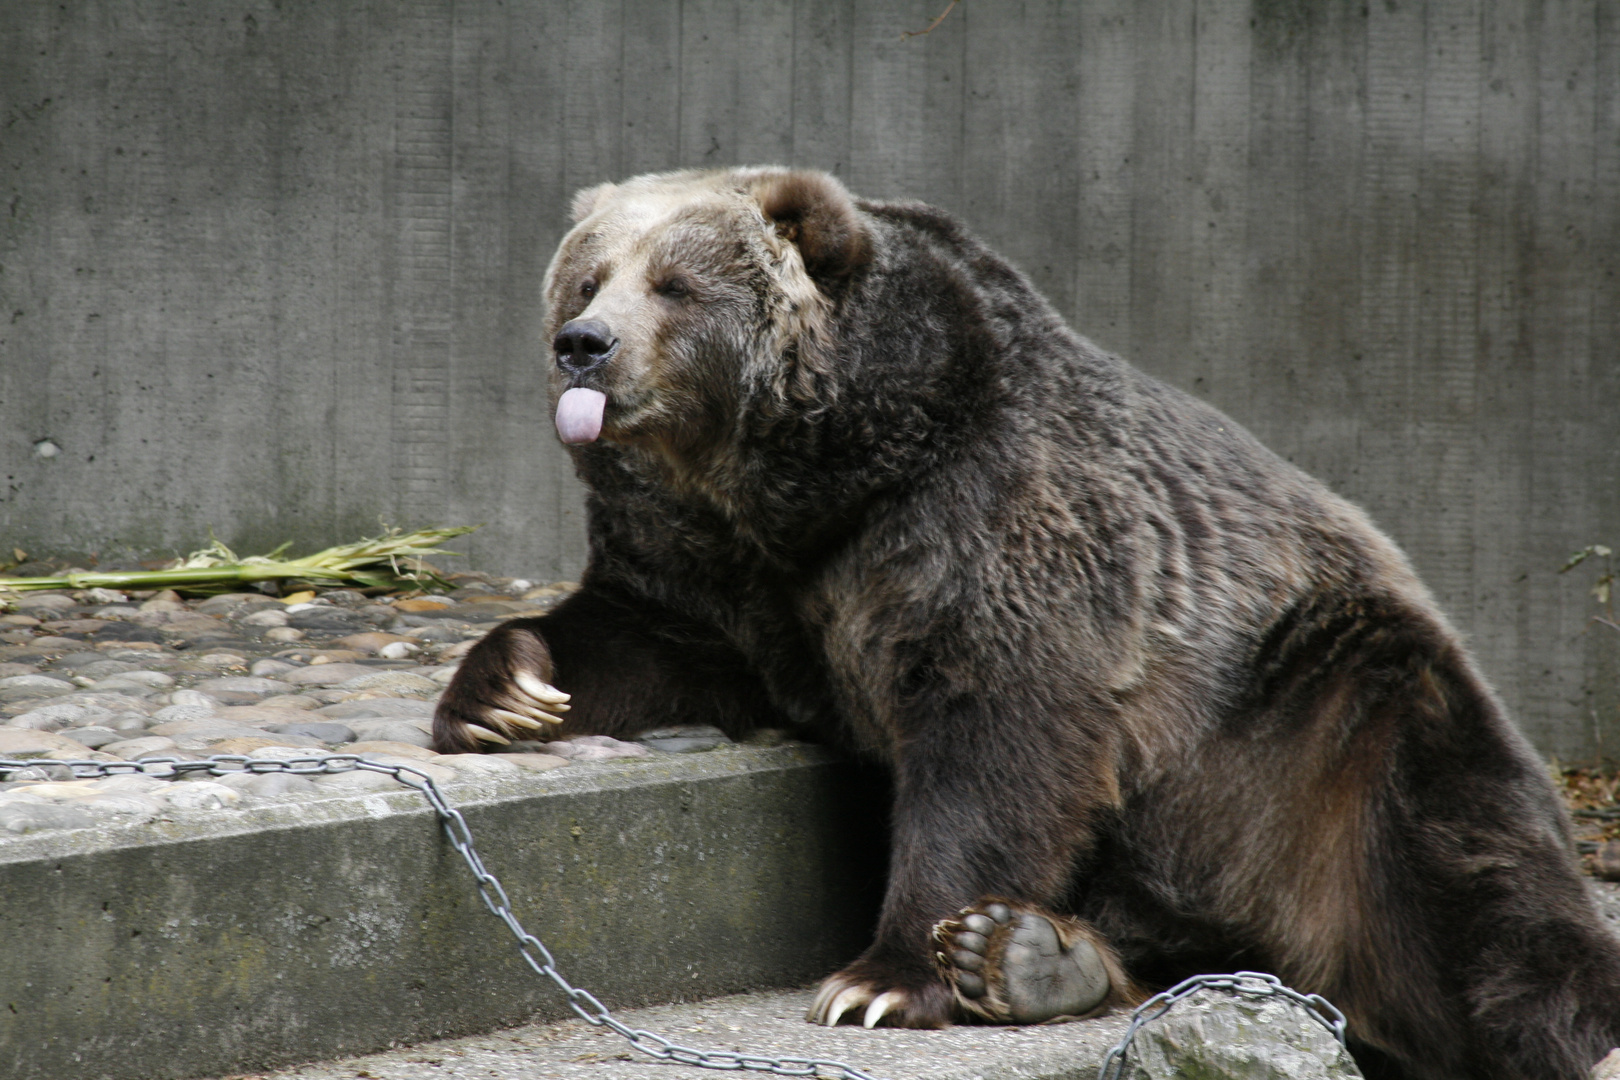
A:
[433, 167, 1620, 1079]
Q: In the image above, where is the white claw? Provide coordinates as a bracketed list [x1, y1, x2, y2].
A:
[491, 708, 544, 730]
[467, 724, 511, 746]
[824, 985, 867, 1027]
[514, 671, 570, 705]
[862, 991, 903, 1029]
[511, 701, 569, 721]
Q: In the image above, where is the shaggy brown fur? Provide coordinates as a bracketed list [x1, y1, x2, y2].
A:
[434, 167, 1620, 1079]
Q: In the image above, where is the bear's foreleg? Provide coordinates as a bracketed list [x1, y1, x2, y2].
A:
[432, 585, 779, 753]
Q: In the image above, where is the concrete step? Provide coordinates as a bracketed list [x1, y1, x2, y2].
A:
[206, 988, 1132, 1080]
[0, 745, 887, 1080]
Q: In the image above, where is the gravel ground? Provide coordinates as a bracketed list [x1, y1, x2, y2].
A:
[0, 575, 729, 836]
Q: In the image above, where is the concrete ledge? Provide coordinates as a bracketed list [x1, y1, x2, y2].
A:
[0, 745, 885, 1080]
[231, 988, 1134, 1080]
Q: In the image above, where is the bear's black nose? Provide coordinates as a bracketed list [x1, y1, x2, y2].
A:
[554, 319, 617, 373]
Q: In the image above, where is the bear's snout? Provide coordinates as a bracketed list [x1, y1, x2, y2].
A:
[553, 319, 618, 375]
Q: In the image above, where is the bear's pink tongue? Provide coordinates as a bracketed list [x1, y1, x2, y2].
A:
[555, 387, 608, 444]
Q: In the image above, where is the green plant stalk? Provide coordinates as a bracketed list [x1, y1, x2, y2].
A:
[0, 525, 479, 595]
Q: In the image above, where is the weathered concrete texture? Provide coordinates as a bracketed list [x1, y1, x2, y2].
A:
[206, 988, 1134, 1080]
[0, 1, 1615, 756]
[0, 745, 885, 1080]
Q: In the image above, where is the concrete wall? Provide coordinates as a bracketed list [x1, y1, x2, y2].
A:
[1, 0, 1615, 757]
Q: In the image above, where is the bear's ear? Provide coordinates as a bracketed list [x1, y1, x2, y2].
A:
[570, 182, 617, 224]
[749, 171, 871, 281]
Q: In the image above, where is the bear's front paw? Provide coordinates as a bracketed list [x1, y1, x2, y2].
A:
[806, 961, 953, 1029]
[932, 899, 1115, 1024]
[432, 627, 571, 753]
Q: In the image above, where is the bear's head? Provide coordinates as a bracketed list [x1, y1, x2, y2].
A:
[542, 168, 870, 456]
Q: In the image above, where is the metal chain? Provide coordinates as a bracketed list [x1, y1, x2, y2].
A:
[0, 753, 887, 1080]
[1096, 970, 1348, 1080]
[4, 754, 1353, 1080]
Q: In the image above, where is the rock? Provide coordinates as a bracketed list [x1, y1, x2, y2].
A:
[12, 594, 75, 615]
[277, 662, 376, 687]
[546, 735, 650, 761]
[170, 689, 222, 710]
[0, 801, 97, 833]
[205, 735, 325, 754]
[190, 676, 296, 704]
[263, 721, 355, 744]
[90, 623, 166, 643]
[402, 625, 466, 644]
[108, 713, 151, 734]
[393, 598, 451, 613]
[166, 617, 230, 640]
[318, 698, 434, 720]
[249, 658, 300, 678]
[1116, 986, 1362, 1079]
[101, 736, 180, 760]
[148, 703, 216, 725]
[254, 693, 320, 711]
[310, 770, 406, 793]
[78, 588, 129, 605]
[346, 741, 439, 760]
[263, 627, 305, 643]
[85, 675, 164, 697]
[103, 670, 174, 689]
[239, 608, 291, 628]
[286, 607, 370, 633]
[303, 650, 366, 665]
[636, 724, 732, 753]
[1596, 842, 1620, 883]
[345, 721, 432, 748]
[503, 753, 571, 773]
[6, 702, 106, 731]
[66, 727, 127, 749]
[0, 674, 76, 703]
[212, 771, 319, 798]
[331, 632, 417, 656]
[435, 753, 523, 777]
[0, 728, 97, 758]
[90, 774, 168, 796]
[164, 782, 242, 810]
[336, 671, 440, 698]
[68, 794, 163, 821]
[48, 655, 135, 677]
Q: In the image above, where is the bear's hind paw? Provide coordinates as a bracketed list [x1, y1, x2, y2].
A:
[933, 899, 1116, 1025]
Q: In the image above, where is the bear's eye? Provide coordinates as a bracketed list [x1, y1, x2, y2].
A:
[580, 278, 597, 299]
[656, 277, 690, 300]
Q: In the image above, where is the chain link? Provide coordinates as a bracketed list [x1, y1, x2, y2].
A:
[0, 754, 886, 1080]
[1096, 970, 1348, 1080]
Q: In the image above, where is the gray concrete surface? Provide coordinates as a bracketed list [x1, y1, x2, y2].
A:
[201, 881, 1620, 1080]
[0, 1, 1615, 757]
[0, 744, 886, 1080]
[219, 988, 1132, 1080]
